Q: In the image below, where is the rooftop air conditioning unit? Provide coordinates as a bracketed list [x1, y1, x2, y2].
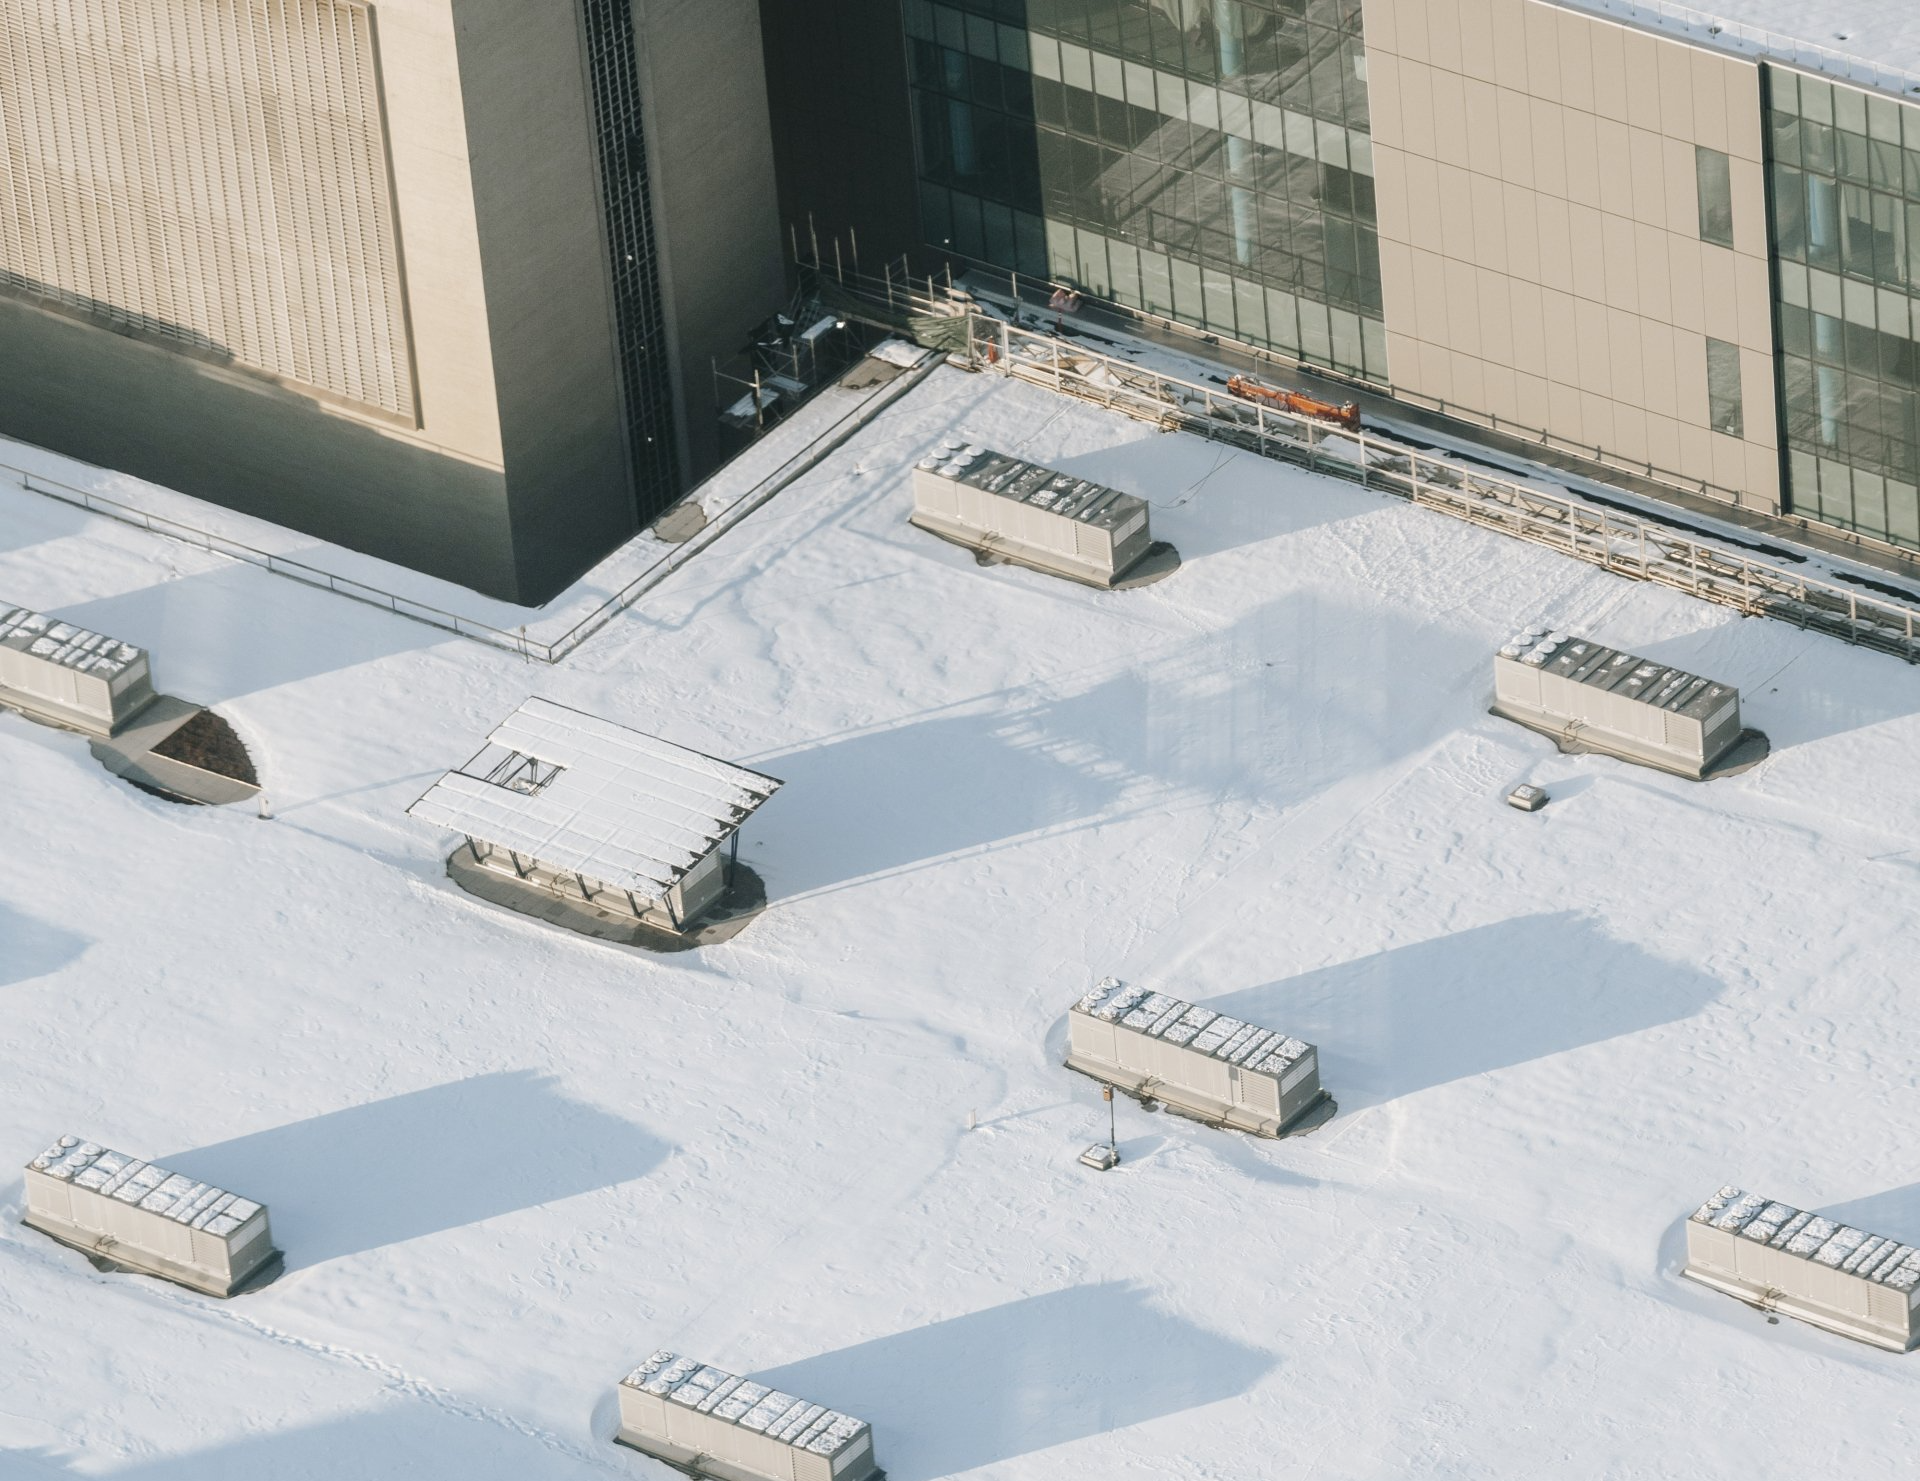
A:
[1491, 626, 1744, 778]
[615, 1351, 881, 1481]
[1684, 1185, 1920, 1351]
[910, 441, 1152, 586]
[0, 605, 156, 738]
[23, 1136, 280, 1296]
[1066, 979, 1326, 1137]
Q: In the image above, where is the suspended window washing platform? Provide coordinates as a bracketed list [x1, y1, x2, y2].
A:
[409, 698, 782, 952]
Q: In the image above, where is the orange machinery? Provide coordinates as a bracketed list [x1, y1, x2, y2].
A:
[1225, 374, 1361, 430]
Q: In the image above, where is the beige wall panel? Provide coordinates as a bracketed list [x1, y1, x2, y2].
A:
[1404, 154, 1443, 246]
[1597, 119, 1635, 219]
[1623, 30, 1663, 131]
[1478, 266, 1514, 361]
[1524, 7, 1560, 102]
[1537, 197, 1575, 292]
[1370, 53, 1405, 142]
[1582, 391, 1615, 450]
[1431, 70, 1471, 168]
[1505, 183, 1542, 280]
[1498, 89, 1536, 187]
[1452, 353, 1487, 410]
[1395, 0, 1430, 63]
[1419, 339, 1455, 399]
[1666, 237, 1705, 333]
[1542, 287, 1579, 383]
[1661, 136, 1698, 239]
[1746, 446, 1782, 501]
[1728, 156, 1765, 255]
[1647, 413, 1681, 471]
[1466, 177, 1507, 274]
[1381, 238, 1418, 331]
[1602, 214, 1639, 313]
[1484, 362, 1519, 421]
[1689, 52, 1729, 153]
[1439, 164, 1479, 261]
[1549, 381, 1583, 438]
[1613, 402, 1649, 462]
[1678, 423, 1713, 481]
[1517, 371, 1551, 429]
[1428, 0, 1463, 74]
[1459, 0, 1497, 83]
[1734, 242, 1773, 348]
[1445, 258, 1484, 357]
[1657, 41, 1694, 135]
[1701, 247, 1740, 342]
[1465, 79, 1503, 177]
[1401, 64, 1437, 156]
[1629, 129, 1668, 228]
[1368, 0, 1399, 52]
[1375, 144, 1413, 243]
[1727, 64, 1763, 163]
[1607, 307, 1642, 398]
[1530, 99, 1569, 197]
[1711, 434, 1747, 490]
[1641, 319, 1679, 408]
[1741, 348, 1778, 447]
[1563, 111, 1603, 209]
[1575, 297, 1612, 395]
[1413, 248, 1451, 343]
[1675, 332, 1711, 425]
[1569, 204, 1606, 298]
[1556, 11, 1595, 115]
[1492, 0, 1530, 89]
[1635, 224, 1673, 322]
[1590, 23, 1628, 122]
[1511, 280, 1548, 375]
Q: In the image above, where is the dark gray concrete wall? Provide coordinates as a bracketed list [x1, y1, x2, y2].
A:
[0, 294, 523, 597]
[635, 0, 789, 479]
[452, 0, 642, 603]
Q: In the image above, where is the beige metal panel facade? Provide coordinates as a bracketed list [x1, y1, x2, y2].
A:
[1362, 0, 1781, 512]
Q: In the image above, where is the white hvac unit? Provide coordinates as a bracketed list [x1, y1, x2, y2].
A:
[22, 1136, 280, 1297]
[1684, 1186, 1920, 1351]
[910, 441, 1152, 587]
[1065, 979, 1326, 1137]
[0, 604, 156, 737]
[1490, 626, 1743, 778]
[615, 1351, 881, 1481]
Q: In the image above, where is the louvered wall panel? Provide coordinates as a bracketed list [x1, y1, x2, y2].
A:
[0, 0, 413, 417]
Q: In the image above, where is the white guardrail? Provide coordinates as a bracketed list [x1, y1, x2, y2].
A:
[978, 316, 1920, 664]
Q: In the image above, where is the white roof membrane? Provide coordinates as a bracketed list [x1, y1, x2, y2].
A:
[408, 698, 781, 900]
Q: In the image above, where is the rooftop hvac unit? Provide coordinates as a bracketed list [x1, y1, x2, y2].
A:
[615, 1351, 882, 1481]
[1066, 979, 1327, 1137]
[1684, 1186, 1920, 1351]
[0, 605, 157, 738]
[1490, 627, 1743, 778]
[910, 441, 1152, 587]
[23, 1137, 281, 1297]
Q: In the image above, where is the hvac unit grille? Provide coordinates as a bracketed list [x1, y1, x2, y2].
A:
[0, 0, 414, 417]
[581, 0, 680, 520]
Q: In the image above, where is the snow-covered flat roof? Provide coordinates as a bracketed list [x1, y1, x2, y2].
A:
[407, 697, 781, 899]
[1559, 0, 1920, 98]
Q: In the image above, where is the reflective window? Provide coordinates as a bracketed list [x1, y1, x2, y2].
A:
[1706, 338, 1744, 438]
[905, 0, 1385, 382]
[1766, 66, 1920, 550]
[1696, 147, 1734, 248]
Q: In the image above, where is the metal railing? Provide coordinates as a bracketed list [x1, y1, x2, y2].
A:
[1555, 0, 1920, 101]
[978, 316, 1920, 663]
[4, 347, 944, 666]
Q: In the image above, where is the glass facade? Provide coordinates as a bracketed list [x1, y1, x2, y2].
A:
[1766, 67, 1920, 550]
[582, 0, 681, 520]
[903, 0, 1385, 381]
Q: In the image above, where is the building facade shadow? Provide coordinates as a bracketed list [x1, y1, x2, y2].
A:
[165, 1070, 669, 1267]
[1205, 911, 1721, 1110]
[748, 1280, 1273, 1478]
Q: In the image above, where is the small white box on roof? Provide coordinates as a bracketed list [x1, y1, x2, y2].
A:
[910, 442, 1153, 587]
[22, 1136, 280, 1297]
[614, 1351, 882, 1481]
[1490, 627, 1748, 779]
[0, 604, 156, 737]
[1065, 979, 1328, 1137]
[1683, 1185, 1920, 1351]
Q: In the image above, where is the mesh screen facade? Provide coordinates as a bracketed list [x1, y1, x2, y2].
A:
[0, 0, 413, 417]
[582, 0, 681, 519]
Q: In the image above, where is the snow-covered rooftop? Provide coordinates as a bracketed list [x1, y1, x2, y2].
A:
[406, 697, 781, 899]
[6, 360, 1920, 1477]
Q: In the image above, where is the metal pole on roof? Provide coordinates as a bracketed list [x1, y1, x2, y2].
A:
[850, 225, 860, 274]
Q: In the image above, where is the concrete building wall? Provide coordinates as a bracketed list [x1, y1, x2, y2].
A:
[1360, 0, 1781, 512]
[634, 0, 788, 480]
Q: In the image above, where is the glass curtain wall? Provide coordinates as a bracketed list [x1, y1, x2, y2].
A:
[1766, 67, 1920, 550]
[904, 0, 1385, 380]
